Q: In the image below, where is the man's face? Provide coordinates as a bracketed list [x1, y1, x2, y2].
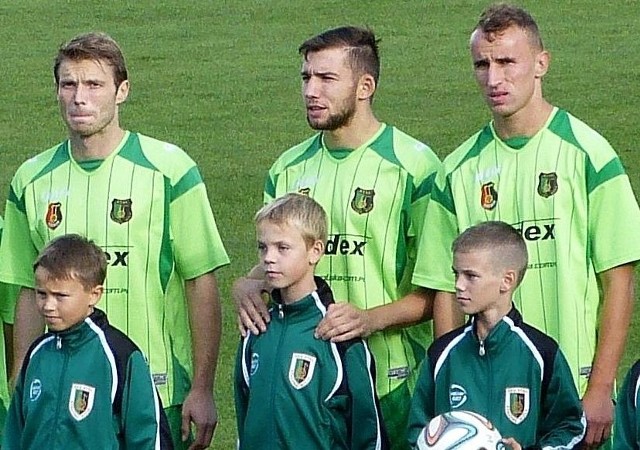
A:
[57, 58, 129, 138]
[470, 25, 546, 120]
[301, 48, 358, 131]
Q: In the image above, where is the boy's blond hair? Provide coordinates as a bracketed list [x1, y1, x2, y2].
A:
[255, 193, 328, 247]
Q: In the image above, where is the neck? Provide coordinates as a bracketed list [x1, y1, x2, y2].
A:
[280, 275, 317, 305]
[323, 107, 381, 150]
[493, 97, 554, 140]
[69, 124, 125, 162]
[475, 299, 512, 340]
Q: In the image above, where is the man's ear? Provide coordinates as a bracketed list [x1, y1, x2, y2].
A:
[356, 73, 376, 102]
[534, 50, 550, 79]
[116, 80, 130, 104]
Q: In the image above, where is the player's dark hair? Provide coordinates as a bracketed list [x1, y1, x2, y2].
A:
[54, 32, 128, 88]
[475, 3, 544, 50]
[299, 26, 381, 86]
[34, 234, 107, 290]
[453, 221, 528, 286]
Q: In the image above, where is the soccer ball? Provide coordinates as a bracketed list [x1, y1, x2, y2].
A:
[416, 410, 505, 450]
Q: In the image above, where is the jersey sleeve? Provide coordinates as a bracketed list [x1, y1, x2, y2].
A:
[342, 340, 389, 449]
[171, 174, 229, 280]
[535, 349, 586, 448]
[614, 361, 640, 449]
[0, 194, 39, 289]
[411, 168, 458, 293]
[120, 351, 172, 449]
[406, 357, 436, 447]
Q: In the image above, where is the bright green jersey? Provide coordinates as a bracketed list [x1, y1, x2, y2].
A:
[412, 108, 640, 394]
[0, 132, 229, 407]
[265, 124, 441, 399]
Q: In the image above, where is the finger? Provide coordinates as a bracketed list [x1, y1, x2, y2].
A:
[238, 309, 260, 335]
[191, 422, 213, 449]
[237, 315, 248, 337]
[181, 410, 191, 442]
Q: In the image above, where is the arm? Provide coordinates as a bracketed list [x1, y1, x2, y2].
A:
[11, 287, 43, 384]
[581, 263, 635, 448]
[232, 265, 271, 337]
[314, 287, 433, 342]
[181, 271, 221, 450]
[433, 291, 464, 338]
[344, 341, 389, 450]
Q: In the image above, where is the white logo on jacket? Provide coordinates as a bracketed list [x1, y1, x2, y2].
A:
[69, 383, 96, 421]
[29, 379, 42, 401]
[288, 353, 316, 389]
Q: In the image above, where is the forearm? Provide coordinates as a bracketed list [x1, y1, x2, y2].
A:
[185, 272, 221, 391]
[12, 288, 43, 380]
[433, 290, 463, 338]
[366, 287, 433, 333]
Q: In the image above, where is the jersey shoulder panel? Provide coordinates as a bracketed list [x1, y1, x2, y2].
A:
[442, 125, 493, 174]
[387, 126, 441, 182]
[133, 133, 199, 180]
[11, 143, 68, 193]
[269, 133, 322, 174]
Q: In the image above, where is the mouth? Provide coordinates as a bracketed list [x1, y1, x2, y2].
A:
[488, 91, 508, 105]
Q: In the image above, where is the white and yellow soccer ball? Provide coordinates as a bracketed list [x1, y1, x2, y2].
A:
[416, 410, 505, 450]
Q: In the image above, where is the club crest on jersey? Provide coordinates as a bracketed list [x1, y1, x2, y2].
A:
[298, 187, 311, 196]
[505, 387, 530, 424]
[480, 182, 498, 210]
[449, 384, 468, 408]
[45, 202, 63, 229]
[110, 199, 132, 224]
[289, 352, 316, 389]
[537, 172, 558, 198]
[351, 188, 375, 214]
[69, 383, 95, 421]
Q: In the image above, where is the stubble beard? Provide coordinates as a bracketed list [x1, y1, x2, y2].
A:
[306, 97, 357, 131]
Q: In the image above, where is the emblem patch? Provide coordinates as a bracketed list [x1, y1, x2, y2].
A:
[110, 199, 132, 224]
[69, 383, 96, 421]
[480, 182, 498, 210]
[505, 387, 530, 424]
[449, 384, 468, 408]
[288, 353, 316, 390]
[537, 173, 558, 198]
[250, 352, 259, 376]
[45, 202, 63, 229]
[29, 379, 42, 402]
[351, 188, 375, 214]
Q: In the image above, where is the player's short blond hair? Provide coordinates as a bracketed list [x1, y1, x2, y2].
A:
[255, 193, 328, 248]
[453, 221, 528, 286]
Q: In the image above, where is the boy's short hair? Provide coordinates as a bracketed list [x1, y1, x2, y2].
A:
[255, 193, 328, 247]
[34, 234, 107, 290]
[453, 221, 528, 285]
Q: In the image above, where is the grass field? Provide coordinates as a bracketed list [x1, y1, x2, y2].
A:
[1, 1, 639, 447]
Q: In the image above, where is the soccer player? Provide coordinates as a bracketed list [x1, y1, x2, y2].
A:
[233, 26, 441, 449]
[411, 4, 640, 448]
[0, 32, 229, 450]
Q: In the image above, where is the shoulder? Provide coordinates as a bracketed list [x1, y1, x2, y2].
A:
[384, 126, 441, 178]
[100, 323, 142, 364]
[131, 132, 199, 179]
[21, 333, 56, 379]
[269, 134, 322, 173]
[11, 142, 67, 191]
[427, 324, 470, 366]
[441, 126, 492, 174]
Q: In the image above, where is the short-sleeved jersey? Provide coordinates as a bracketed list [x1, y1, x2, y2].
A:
[412, 108, 640, 393]
[0, 131, 230, 407]
[265, 124, 441, 398]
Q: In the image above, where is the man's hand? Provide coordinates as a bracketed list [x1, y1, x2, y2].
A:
[232, 277, 270, 337]
[501, 437, 522, 450]
[580, 388, 613, 449]
[314, 303, 372, 342]
[181, 388, 217, 450]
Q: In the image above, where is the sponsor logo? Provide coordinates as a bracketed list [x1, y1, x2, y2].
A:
[45, 202, 63, 229]
[512, 220, 556, 242]
[537, 172, 558, 198]
[351, 188, 375, 214]
[289, 353, 316, 389]
[29, 379, 42, 401]
[475, 166, 501, 183]
[325, 234, 367, 256]
[480, 182, 498, 210]
[69, 383, 95, 421]
[580, 366, 592, 378]
[110, 199, 132, 224]
[153, 373, 168, 386]
[449, 384, 468, 408]
[505, 387, 530, 424]
[104, 250, 129, 267]
[388, 367, 409, 380]
[250, 353, 259, 376]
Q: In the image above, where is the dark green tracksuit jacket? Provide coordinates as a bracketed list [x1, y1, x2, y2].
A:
[407, 307, 585, 449]
[3, 309, 172, 449]
[235, 278, 389, 449]
[614, 359, 640, 449]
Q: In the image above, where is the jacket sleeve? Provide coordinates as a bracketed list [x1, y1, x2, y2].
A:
[535, 349, 586, 448]
[2, 370, 25, 448]
[234, 337, 250, 446]
[120, 351, 172, 449]
[613, 361, 640, 449]
[406, 357, 436, 448]
[344, 340, 389, 450]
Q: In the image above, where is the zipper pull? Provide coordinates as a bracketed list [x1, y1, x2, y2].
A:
[56, 336, 62, 350]
[278, 304, 284, 319]
[479, 339, 485, 356]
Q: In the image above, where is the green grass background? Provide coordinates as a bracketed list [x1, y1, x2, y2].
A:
[1, 1, 639, 447]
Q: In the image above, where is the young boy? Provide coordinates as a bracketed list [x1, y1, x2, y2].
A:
[407, 221, 585, 449]
[234, 193, 389, 449]
[614, 361, 640, 448]
[2, 234, 172, 449]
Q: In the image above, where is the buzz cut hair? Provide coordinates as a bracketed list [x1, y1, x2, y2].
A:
[474, 3, 544, 51]
[255, 193, 328, 248]
[54, 31, 128, 88]
[453, 221, 528, 286]
[34, 234, 107, 291]
[298, 26, 381, 86]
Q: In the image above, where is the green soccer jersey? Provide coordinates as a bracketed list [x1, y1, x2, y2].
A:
[412, 108, 640, 394]
[0, 132, 230, 407]
[265, 124, 441, 400]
